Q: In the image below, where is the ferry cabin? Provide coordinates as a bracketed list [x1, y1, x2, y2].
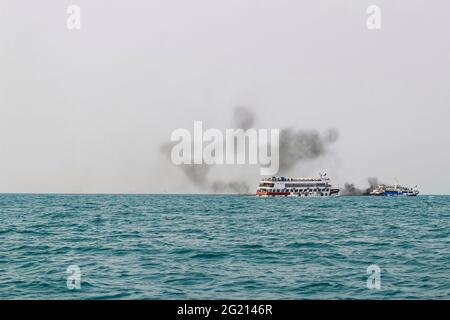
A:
[256, 176, 338, 197]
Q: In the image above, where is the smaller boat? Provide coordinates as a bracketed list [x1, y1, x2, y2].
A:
[369, 184, 419, 196]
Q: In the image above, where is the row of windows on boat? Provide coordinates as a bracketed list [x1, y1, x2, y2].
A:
[259, 188, 330, 192]
[263, 177, 321, 182]
[259, 183, 328, 188]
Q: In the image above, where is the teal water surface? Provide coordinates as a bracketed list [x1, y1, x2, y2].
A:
[0, 194, 449, 299]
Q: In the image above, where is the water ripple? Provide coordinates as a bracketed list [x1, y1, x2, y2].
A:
[0, 194, 449, 299]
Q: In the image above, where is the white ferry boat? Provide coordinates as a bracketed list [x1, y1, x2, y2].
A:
[369, 184, 419, 196]
[256, 173, 340, 197]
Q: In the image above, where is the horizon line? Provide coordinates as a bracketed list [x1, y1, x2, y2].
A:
[0, 192, 446, 196]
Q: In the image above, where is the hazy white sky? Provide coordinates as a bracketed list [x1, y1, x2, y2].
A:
[1, 0, 449, 194]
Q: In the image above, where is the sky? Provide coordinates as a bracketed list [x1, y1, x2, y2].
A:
[1, 0, 449, 194]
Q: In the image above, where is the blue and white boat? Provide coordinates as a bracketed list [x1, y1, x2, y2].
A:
[369, 184, 419, 196]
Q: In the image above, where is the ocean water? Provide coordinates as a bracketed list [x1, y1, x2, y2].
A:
[0, 194, 449, 300]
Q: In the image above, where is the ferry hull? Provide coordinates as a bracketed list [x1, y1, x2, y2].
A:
[371, 192, 419, 196]
[256, 190, 289, 197]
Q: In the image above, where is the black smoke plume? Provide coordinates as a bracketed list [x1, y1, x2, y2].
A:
[341, 177, 381, 196]
[159, 142, 250, 194]
[233, 106, 255, 130]
[160, 106, 338, 194]
[278, 128, 339, 173]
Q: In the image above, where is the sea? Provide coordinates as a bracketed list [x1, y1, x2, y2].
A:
[0, 194, 449, 299]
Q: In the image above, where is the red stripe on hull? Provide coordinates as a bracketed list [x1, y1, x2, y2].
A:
[256, 191, 290, 196]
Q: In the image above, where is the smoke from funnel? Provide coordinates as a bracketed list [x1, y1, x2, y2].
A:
[233, 106, 255, 130]
[278, 128, 339, 173]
